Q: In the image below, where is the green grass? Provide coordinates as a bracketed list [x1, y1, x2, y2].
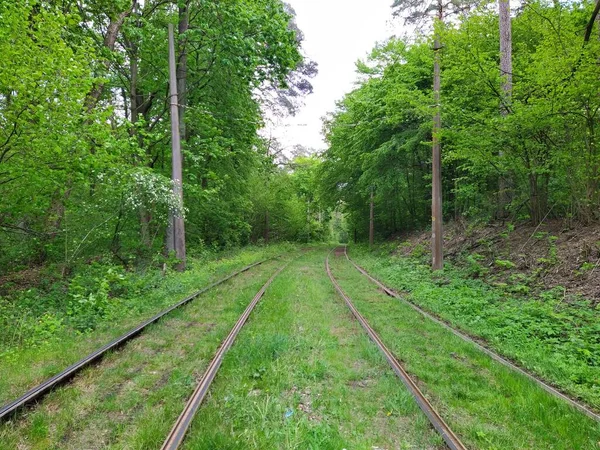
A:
[183, 248, 443, 449]
[329, 251, 600, 449]
[0, 257, 289, 449]
[4, 246, 597, 449]
[348, 245, 600, 410]
[0, 243, 293, 407]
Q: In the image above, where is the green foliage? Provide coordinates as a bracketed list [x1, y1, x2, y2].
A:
[0, 0, 311, 273]
[248, 155, 330, 243]
[494, 259, 516, 269]
[352, 245, 600, 408]
[320, 1, 600, 241]
[0, 244, 292, 363]
[465, 253, 488, 278]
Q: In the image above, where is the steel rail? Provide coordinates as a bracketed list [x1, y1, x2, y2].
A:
[0, 256, 277, 421]
[326, 248, 467, 450]
[161, 261, 290, 450]
[344, 247, 600, 422]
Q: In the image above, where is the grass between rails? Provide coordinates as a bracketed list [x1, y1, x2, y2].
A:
[348, 245, 600, 410]
[0, 257, 290, 450]
[183, 248, 444, 449]
[0, 243, 294, 407]
[329, 252, 600, 449]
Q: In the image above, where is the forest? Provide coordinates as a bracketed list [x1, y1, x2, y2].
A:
[3, 0, 600, 270]
[322, 0, 600, 241]
[1, 1, 600, 448]
[0, 0, 322, 274]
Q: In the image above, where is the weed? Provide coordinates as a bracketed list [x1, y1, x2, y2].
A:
[0, 243, 295, 406]
[410, 244, 426, 259]
[350, 245, 600, 410]
[332, 251, 600, 449]
[466, 253, 488, 278]
[495, 259, 516, 269]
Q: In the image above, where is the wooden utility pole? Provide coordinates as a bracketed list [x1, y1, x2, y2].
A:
[431, 0, 444, 271]
[369, 186, 374, 248]
[167, 23, 186, 270]
[264, 210, 269, 243]
[177, 2, 189, 143]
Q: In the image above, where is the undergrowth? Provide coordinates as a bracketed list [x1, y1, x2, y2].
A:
[0, 243, 295, 405]
[350, 244, 600, 409]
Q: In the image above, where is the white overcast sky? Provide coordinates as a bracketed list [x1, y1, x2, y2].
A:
[263, 0, 404, 153]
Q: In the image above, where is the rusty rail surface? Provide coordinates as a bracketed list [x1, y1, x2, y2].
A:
[0, 256, 277, 421]
[343, 247, 600, 422]
[161, 261, 290, 450]
[326, 248, 467, 450]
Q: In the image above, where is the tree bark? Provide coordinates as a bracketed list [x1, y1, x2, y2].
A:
[499, 0, 512, 113]
[497, 0, 513, 218]
[85, 2, 136, 113]
[167, 24, 186, 270]
[264, 210, 270, 243]
[584, 0, 600, 43]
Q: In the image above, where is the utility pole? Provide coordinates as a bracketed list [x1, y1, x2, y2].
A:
[264, 210, 269, 244]
[369, 186, 374, 248]
[431, 0, 444, 271]
[167, 23, 186, 271]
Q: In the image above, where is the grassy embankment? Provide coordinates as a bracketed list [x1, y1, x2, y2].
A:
[349, 244, 600, 410]
[0, 243, 293, 407]
[0, 256, 291, 449]
[342, 246, 600, 449]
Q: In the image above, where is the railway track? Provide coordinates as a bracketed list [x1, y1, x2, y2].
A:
[343, 246, 600, 423]
[161, 259, 291, 449]
[0, 256, 278, 421]
[326, 247, 468, 450]
[4, 247, 595, 449]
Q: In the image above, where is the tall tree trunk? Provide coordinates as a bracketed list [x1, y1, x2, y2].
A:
[166, 5, 189, 256]
[431, 0, 444, 271]
[498, 0, 513, 218]
[584, 0, 600, 43]
[124, 14, 152, 250]
[85, 2, 136, 113]
[499, 0, 512, 113]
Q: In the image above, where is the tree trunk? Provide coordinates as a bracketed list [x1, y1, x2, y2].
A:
[264, 210, 270, 243]
[497, 0, 513, 218]
[499, 0, 512, 113]
[167, 24, 186, 270]
[529, 173, 548, 225]
[85, 2, 136, 113]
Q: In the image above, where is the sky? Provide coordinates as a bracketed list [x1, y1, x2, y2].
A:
[263, 0, 403, 153]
